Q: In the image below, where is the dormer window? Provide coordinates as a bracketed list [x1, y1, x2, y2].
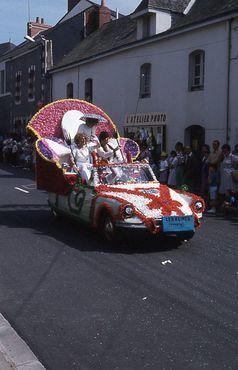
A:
[142, 15, 150, 38]
[132, 1, 172, 39]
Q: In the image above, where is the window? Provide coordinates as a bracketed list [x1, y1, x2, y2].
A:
[142, 15, 150, 38]
[85, 78, 93, 102]
[0, 70, 5, 94]
[15, 71, 22, 104]
[140, 63, 151, 98]
[189, 50, 205, 91]
[66, 83, 74, 98]
[28, 65, 36, 101]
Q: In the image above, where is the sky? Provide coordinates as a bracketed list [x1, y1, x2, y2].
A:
[0, 0, 139, 45]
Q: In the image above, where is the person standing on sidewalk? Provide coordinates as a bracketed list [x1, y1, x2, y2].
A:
[175, 142, 185, 188]
[207, 140, 222, 166]
[219, 144, 238, 196]
[207, 163, 219, 214]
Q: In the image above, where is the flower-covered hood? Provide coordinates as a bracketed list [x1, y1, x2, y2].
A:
[96, 182, 200, 219]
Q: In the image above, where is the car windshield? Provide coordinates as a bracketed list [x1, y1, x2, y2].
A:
[97, 165, 155, 185]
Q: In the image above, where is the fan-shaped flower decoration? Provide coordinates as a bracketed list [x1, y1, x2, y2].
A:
[27, 99, 117, 140]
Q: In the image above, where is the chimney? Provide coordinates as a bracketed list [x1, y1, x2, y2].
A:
[68, 0, 80, 12]
[27, 17, 52, 38]
[99, 0, 111, 28]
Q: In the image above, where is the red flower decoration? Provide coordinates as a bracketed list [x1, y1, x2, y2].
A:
[27, 99, 117, 140]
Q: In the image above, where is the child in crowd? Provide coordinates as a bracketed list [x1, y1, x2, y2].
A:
[168, 151, 178, 188]
[158, 152, 169, 184]
[222, 191, 238, 216]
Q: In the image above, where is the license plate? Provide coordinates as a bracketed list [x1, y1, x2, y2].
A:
[162, 216, 194, 233]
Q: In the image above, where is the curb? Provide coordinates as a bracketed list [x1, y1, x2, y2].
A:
[0, 314, 45, 370]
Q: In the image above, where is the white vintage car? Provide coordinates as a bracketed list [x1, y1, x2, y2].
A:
[48, 162, 204, 242]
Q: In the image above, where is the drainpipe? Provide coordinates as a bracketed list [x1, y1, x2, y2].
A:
[226, 18, 233, 143]
[77, 65, 80, 98]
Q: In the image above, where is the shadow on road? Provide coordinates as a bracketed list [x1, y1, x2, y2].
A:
[0, 163, 35, 180]
[205, 213, 238, 226]
[0, 203, 183, 254]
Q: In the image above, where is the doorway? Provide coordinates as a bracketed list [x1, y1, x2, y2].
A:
[185, 125, 205, 152]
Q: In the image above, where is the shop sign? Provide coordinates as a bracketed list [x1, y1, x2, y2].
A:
[124, 112, 167, 126]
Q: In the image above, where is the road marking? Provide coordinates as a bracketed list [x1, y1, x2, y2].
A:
[14, 187, 29, 194]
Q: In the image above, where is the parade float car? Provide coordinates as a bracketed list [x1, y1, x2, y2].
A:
[27, 99, 205, 242]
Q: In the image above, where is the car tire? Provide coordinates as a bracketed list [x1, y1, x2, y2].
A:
[101, 213, 116, 243]
[50, 207, 62, 220]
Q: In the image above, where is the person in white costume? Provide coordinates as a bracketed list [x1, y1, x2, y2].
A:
[97, 131, 121, 163]
[72, 133, 99, 183]
[77, 116, 99, 142]
[61, 110, 105, 145]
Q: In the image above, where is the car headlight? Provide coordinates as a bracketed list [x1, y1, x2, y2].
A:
[123, 205, 134, 218]
[194, 201, 203, 212]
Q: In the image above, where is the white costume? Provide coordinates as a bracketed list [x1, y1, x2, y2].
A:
[97, 145, 114, 161]
[72, 142, 98, 183]
[97, 138, 123, 163]
[61, 110, 102, 143]
[77, 124, 98, 143]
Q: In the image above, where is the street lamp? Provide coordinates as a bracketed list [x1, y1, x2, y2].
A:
[24, 35, 35, 43]
[24, 34, 53, 104]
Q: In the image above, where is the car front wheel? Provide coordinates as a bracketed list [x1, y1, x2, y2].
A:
[101, 213, 116, 243]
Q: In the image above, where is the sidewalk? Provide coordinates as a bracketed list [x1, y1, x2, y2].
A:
[0, 314, 45, 370]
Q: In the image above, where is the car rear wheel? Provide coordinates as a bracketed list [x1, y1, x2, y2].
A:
[50, 207, 63, 221]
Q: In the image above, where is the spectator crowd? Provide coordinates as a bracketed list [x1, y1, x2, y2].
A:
[137, 139, 238, 215]
[1, 131, 238, 215]
[0, 134, 35, 171]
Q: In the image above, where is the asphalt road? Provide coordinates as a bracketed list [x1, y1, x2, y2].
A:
[0, 164, 237, 370]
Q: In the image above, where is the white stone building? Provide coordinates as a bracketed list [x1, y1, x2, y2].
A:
[50, 0, 238, 152]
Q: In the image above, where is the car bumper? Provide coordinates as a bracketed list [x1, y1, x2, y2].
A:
[114, 220, 196, 239]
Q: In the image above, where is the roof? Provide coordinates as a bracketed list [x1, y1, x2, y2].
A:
[0, 40, 37, 62]
[58, 0, 123, 24]
[0, 2, 123, 63]
[54, 16, 137, 69]
[175, 0, 238, 28]
[0, 9, 84, 63]
[53, 0, 238, 71]
[133, 0, 191, 14]
[0, 42, 16, 57]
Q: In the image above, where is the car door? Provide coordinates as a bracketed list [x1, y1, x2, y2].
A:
[67, 184, 95, 223]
